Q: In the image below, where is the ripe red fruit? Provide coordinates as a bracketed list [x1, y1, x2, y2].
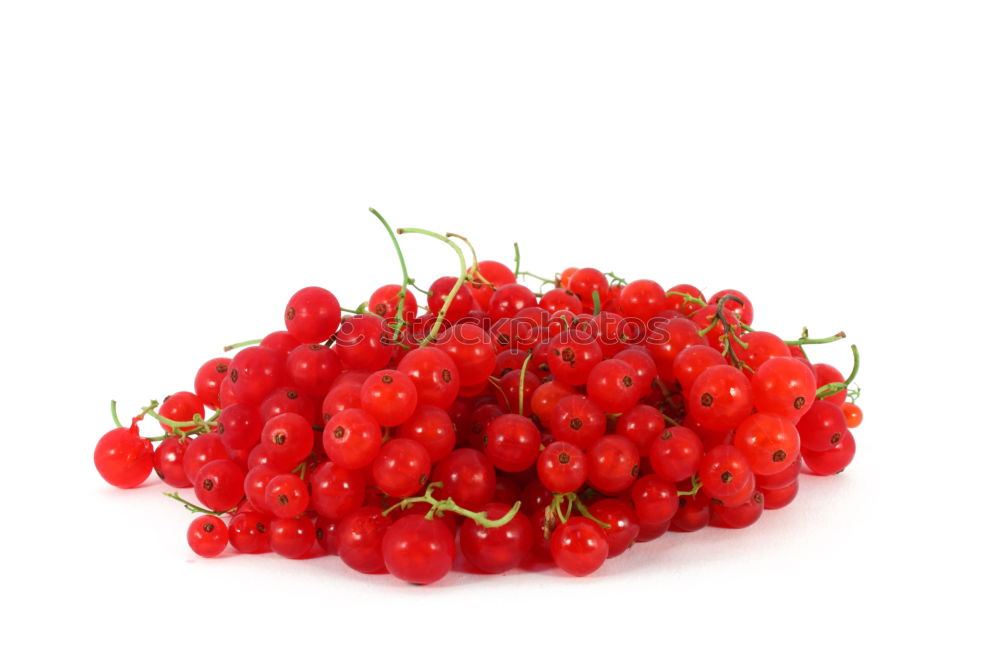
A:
[360, 370, 418, 427]
[484, 413, 541, 473]
[536, 441, 587, 493]
[372, 438, 431, 498]
[434, 323, 496, 387]
[686, 365, 753, 432]
[733, 413, 801, 476]
[619, 279, 668, 322]
[459, 503, 532, 574]
[157, 391, 205, 434]
[187, 515, 228, 557]
[551, 516, 609, 577]
[397, 346, 461, 409]
[194, 357, 231, 409]
[285, 286, 342, 344]
[382, 515, 456, 585]
[94, 427, 154, 488]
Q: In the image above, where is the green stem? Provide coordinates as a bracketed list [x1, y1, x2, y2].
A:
[592, 290, 601, 316]
[382, 483, 522, 528]
[816, 344, 860, 398]
[665, 291, 707, 308]
[785, 331, 846, 346]
[369, 208, 411, 338]
[518, 352, 533, 416]
[446, 233, 488, 285]
[398, 228, 467, 345]
[514, 242, 521, 276]
[164, 492, 232, 516]
[110, 400, 123, 429]
[340, 306, 366, 315]
[517, 270, 557, 285]
[223, 338, 262, 352]
[677, 474, 702, 497]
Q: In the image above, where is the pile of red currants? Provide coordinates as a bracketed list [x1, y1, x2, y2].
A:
[94, 210, 862, 584]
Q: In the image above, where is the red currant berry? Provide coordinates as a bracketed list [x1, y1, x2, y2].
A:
[588, 498, 640, 557]
[397, 346, 461, 409]
[187, 515, 228, 557]
[382, 515, 456, 585]
[797, 400, 849, 452]
[194, 357, 231, 409]
[698, 444, 753, 499]
[270, 515, 316, 558]
[368, 284, 417, 322]
[537, 441, 587, 493]
[286, 344, 342, 398]
[459, 503, 532, 574]
[158, 391, 205, 434]
[323, 408, 382, 469]
[802, 430, 856, 475]
[335, 506, 391, 573]
[751, 356, 817, 423]
[285, 286, 342, 344]
[398, 405, 457, 463]
[373, 438, 431, 498]
[228, 346, 286, 405]
[549, 394, 606, 449]
[586, 358, 642, 413]
[431, 448, 497, 511]
[484, 413, 541, 473]
[434, 323, 496, 387]
[550, 516, 609, 577]
[194, 459, 245, 512]
[733, 413, 800, 476]
[228, 511, 270, 554]
[308, 461, 366, 520]
[335, 314, 393, 371]
[586, 435, 640, 494]
[153, 437, 191, 488]
[263, 473, 310, 519]
[94, 427, 154, 489]
[687, 365, 753, 432]
[649, 426, 703, 483]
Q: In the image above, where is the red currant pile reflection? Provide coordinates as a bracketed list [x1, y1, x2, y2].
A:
[94, 209, 863, 583]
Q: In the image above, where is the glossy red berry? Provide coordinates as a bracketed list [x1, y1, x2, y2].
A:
[368, 284, 417, 322]
[264, 473, 310, 519]
[431, 448, 497, 511]
[227, 511, 270, 554]
[649, 426, 703, 483]
[228, 346, 286, 405]
[687, 365, 753, 432]
[752, 356, 817, 423]
[536, 441, 587, 493]
[588, 498, 640, 557]
[733, 413, 800, 476]
[270, 515, 316, 559]
[397, 346, 461, 409]
[158, 391, 205, 434]
[484, 413, 541, 473]
[153, 437, 191, 488]
[335, 314, 393, 371]
[434, 323, 496, 387]
[194, 358, 231, 409]
[699, 445, 753, 499]
[586, 358, 642, 413]
[382, 515, 456, 585]
[194, 459, 245, 512]
[308, 461, 366, 520]
[802, 430, 856, 475]
[94, 427, 154, 489]
[323, 408, 382, 469]
[459, 503, 532, 574]
[285, 286, 342, 344]
[187, 515, 228, 557]
[550, 516, 609, 577]
[373, 438, 431, 498]
[797, 400, 849, 452]
[360, 370, 419, 427]
[286, 344, 342, 397]
[586, 435, 640, 494]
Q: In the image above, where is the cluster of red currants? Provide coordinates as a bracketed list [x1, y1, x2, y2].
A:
[94, 210, 862, 584]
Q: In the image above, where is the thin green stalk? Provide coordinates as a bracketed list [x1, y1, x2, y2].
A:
[397, 228, 467, 345]
[369, 208, 411, 338]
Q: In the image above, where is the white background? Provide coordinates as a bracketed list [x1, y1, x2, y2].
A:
[2, 2, 997, 664]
